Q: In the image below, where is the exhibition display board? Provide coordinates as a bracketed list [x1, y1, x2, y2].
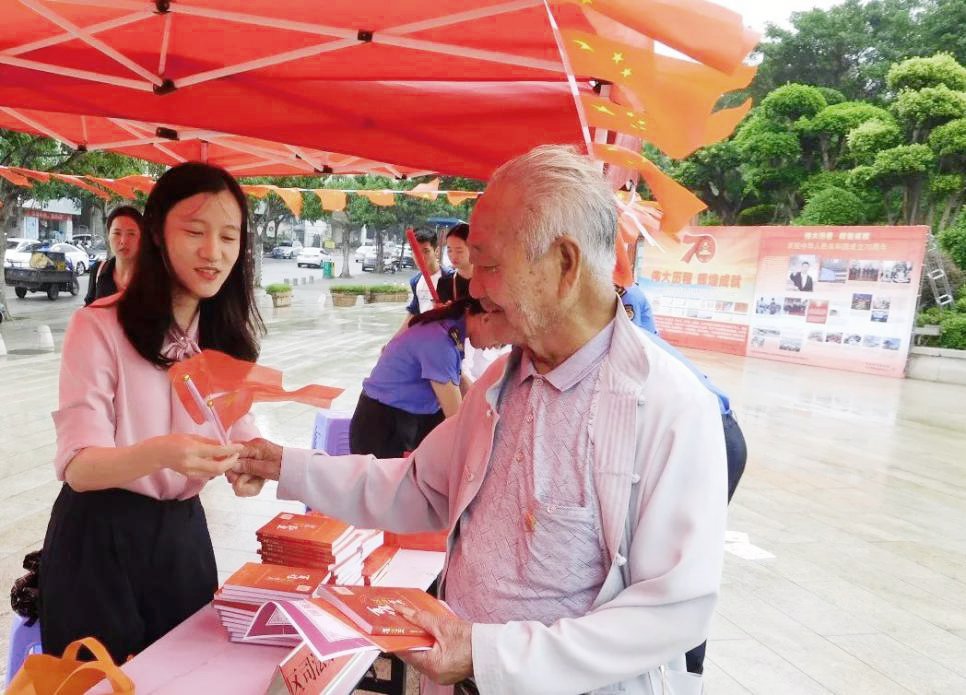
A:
[639, 226, 930, 377]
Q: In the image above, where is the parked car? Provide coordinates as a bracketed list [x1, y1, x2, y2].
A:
[296, 247, 334, 268]
[50, 242, 90, 274]
[71, 233, 102, 248]
[87, 241, 109, 265]
[362, 251, 399, 273]
[354, 244, 377, 263]
[271, 241, 302, 259]
[4, 238, 43, 268]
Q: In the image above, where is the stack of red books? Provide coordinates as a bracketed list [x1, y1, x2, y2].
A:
[213, 562, 328, 645]
[257, 512, 384, 585]
[361, 545, 399, 586]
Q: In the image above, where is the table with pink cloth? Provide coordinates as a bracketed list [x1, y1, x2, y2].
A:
[88, 550, 446, 695]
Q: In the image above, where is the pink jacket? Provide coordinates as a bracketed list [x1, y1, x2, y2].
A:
[54, 300, 258, 500]
[278, 306, 726, 694]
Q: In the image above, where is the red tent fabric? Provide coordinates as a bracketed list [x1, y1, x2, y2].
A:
[0, 1, 595, 179]
[0, 107, 437, 177]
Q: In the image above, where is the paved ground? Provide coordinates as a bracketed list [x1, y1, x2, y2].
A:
[1, 284, 964, 693]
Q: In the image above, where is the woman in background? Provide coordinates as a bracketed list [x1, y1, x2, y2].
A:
[84, 205, 142, 305]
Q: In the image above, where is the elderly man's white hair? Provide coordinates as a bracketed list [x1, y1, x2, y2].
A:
[488, 144, 617, 288]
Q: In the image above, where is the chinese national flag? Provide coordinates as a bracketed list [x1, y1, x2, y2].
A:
[169, 350, 343, 430]
[551, 0, 759, 75]
[561, 29, 655, 95]
[582, 93, 752, 159]
[593, 143, 706, 237]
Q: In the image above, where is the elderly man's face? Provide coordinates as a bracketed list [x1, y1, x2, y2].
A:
[468, 187, 561, 345]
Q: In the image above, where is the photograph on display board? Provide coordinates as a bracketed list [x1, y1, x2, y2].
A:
[818, 258, 848, 283]
[872, 296, 891, 311]
[851, 293, 873, 311]
[844, 333, 863, 346]
[825, 332, 843, 344]
[756, 296, 783, 315]
[787, 254, 818, 292]
[871, 310, 890, 323]
[783, 297, 808, 317]
[883, 338, 902, 351]
[751, 327, 780, 348]
[863, 335, 882, 348]
[848, 260, 882, 282]
[808, 330, 825, 343]
[806, 300, 830, 324]
[779, 333, 803, 352]
[880, 260, 913, 283]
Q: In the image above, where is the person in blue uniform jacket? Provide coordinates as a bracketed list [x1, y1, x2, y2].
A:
[350, 297, 502, 459]
[617, 281, 747, 676]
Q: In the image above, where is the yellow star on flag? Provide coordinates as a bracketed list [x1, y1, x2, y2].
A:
[612, 52, 624, 64]
[593, 104, 616, 115]
[621, 67, 632, 78]
[573, 39, 593, 52]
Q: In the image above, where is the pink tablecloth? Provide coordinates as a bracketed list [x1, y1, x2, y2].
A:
[88, 550, 445, 695]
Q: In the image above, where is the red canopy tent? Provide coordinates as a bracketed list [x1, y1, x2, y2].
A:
[0, 0, 756, 180]
[0, 107, 437, 178]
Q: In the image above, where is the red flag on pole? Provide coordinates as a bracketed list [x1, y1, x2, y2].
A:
[169, 350, 343, 431]
[405, 227, 442, 306]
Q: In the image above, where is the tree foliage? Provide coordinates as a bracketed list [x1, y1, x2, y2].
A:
[795, 187, 866, 225]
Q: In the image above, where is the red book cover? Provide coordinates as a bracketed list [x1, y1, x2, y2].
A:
[313, 585, 452, 637]
[362, 545, 399, 579]
[222, 562, 327, 597]
[383, 530, 449, 551]
[257, 512, 354, 548]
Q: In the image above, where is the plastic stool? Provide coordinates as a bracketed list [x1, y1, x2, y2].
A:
[5, 613, 42, 687]
[311, 409, 352, 456]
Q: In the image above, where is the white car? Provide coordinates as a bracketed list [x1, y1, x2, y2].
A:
[4, 238, 43, 268]
[50, 243, 90, 274]
[296, 247, 333, 268]
[354, 245, 376, 263]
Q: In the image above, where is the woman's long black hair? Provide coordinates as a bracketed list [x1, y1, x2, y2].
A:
[408, 296, 484, 328]
[116, 162, 264, 367]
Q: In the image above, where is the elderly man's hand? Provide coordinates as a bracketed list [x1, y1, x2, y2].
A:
[233, 438, 284, 481]
[397, 606, 474, 685]
[225, 470, 266, 497]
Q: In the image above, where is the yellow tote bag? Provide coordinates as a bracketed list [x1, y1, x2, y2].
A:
[4, 637, 134, 695]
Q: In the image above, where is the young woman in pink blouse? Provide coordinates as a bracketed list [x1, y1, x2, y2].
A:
[39, 162, 266, 663]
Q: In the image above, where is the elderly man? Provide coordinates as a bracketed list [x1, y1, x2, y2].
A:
[235, 145, 727, 694]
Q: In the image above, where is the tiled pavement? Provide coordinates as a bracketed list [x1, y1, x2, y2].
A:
[1, 297, 964, 693]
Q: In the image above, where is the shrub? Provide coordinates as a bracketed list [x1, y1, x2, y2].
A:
[939, 218, 966, 270]
[264, 283, 292, 295]
[737, 204, 777, 225]
[367, 284, 408, 294]
[917, 306, 943, 326]
[940, 313, 966, 350]
[796, 187, 866, 225]
[329, 285, 369, 295]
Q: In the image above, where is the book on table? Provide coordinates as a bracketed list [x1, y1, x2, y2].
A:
[246, 586, 454, 663]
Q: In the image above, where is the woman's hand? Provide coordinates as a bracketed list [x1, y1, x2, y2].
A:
[141, 433, 242, 480]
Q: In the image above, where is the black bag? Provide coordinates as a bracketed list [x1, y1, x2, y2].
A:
[10, 549, 41, 626]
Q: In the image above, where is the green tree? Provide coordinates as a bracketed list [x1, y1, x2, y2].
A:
[796, 187, 867, 225]
[801, 102, 894, 169]
[752, 0, 922, 102]
[670, 142, 747, 224]
[886, 52, 966, 92]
